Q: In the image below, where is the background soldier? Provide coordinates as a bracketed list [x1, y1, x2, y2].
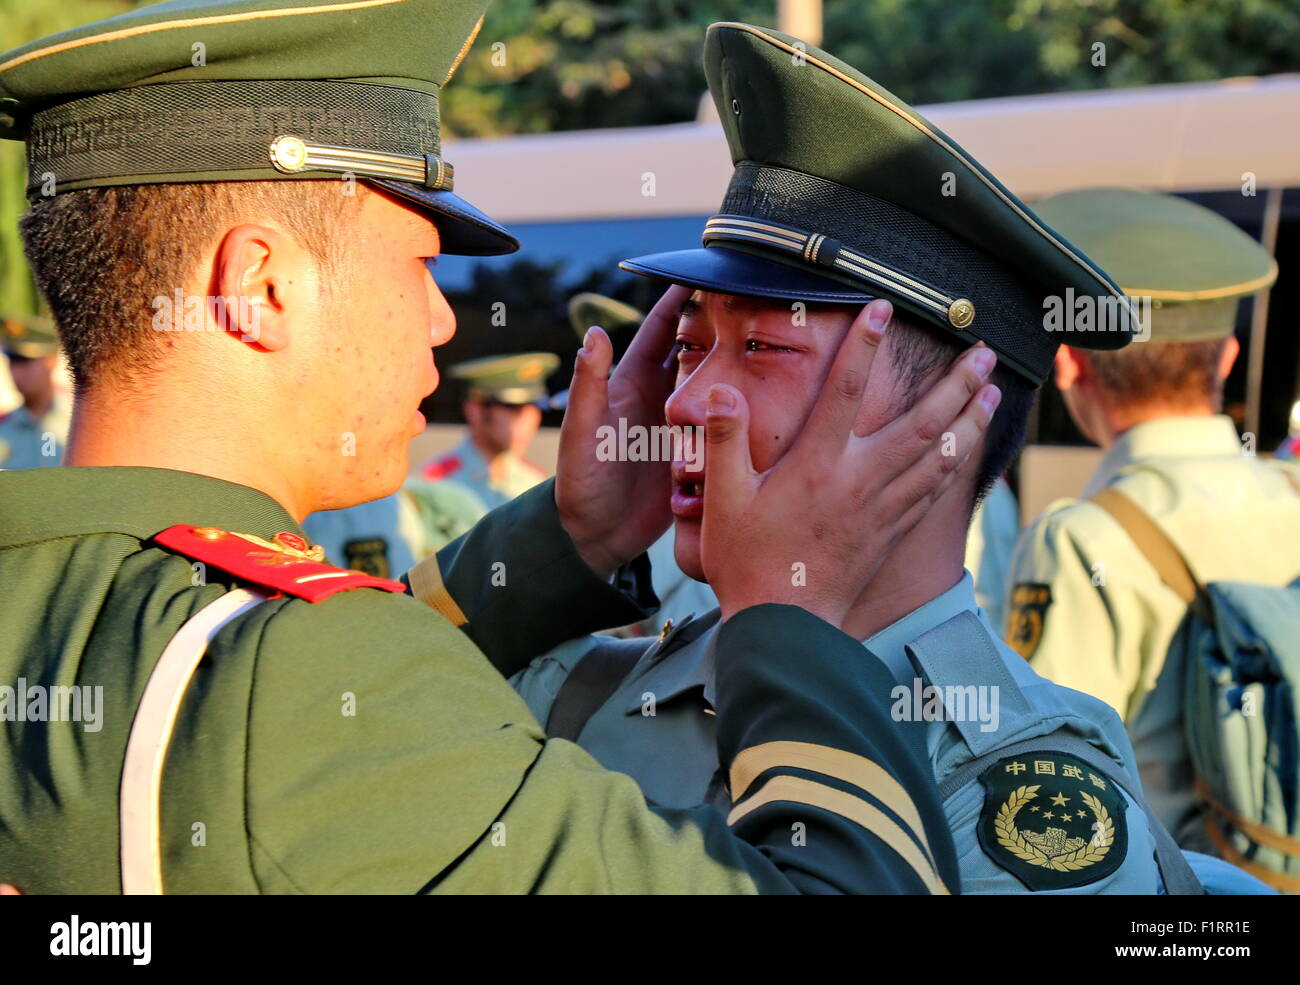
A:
[0, 314, 67, 469]
[415, 351, 558, 509]
[1006, 187, 1299, 865]
[402, 351, 559, 557]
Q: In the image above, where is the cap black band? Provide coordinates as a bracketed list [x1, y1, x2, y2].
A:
[714, 163, 1062, 383]
[26, 79, 442, 198]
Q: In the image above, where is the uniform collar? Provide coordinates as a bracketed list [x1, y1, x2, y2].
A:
[622, 610, 723, 713]
[451, 435, 490, 483]
[0, 466, 304, 548]
[1082, 414, 1241, 497]
[454, 435, 540, 486]
[862, 572, 980, 684]
[617, 578, 981, 711]
[1, 404, 35, 427]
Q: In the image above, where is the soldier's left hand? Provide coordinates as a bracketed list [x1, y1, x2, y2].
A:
[555, 285, 688, 578]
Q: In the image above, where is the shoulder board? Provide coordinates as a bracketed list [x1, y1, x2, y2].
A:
[152, 525, 406, 603]
[421, 455, 462, 481]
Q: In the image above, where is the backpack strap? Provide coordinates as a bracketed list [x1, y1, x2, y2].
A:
[1090, 487, 1213, 623]
[120, 587, 267, 895]
[938, 733, 1205, 894]
[546, 636, 655, 742]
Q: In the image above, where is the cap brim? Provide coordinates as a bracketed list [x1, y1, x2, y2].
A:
[620, 245, 874, 304]
[372, 179, 519, 257]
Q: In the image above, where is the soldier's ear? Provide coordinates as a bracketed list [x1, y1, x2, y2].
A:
[1053, 346, 1084, 392]
[1218, 336, 1240, 382]
[211, 224, 302, 352]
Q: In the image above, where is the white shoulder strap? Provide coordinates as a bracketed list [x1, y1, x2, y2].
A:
[119, 588, 266, 895]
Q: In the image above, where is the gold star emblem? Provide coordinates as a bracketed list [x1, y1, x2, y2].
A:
[1050, 792, 1070, 807]
[1041, 811, 1054, 820]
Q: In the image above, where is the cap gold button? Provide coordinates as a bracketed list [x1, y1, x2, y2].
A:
[948, 299, 976, 329]
[268, 135, 308, 173]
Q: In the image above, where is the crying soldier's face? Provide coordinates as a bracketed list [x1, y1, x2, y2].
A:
[664, 290, 895, 582]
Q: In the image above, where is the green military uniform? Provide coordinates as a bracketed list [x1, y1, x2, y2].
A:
[1005, 188, 1298, 849]
[0, 468, 961, 894]
[398, 477, 490, 559]
[0, 0, 961, 894]
[0, 315, 68, 469]
[512, 23, 1197, 894]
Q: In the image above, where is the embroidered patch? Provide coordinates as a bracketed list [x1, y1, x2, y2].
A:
[977, 751, 1128, 891]
[1006, 582, 1052, 660]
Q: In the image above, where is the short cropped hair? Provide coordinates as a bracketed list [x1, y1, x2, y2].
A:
[20, 180, 362, 392]
[886, 313, 1036, 509]
[1077, 338, 1228, 412]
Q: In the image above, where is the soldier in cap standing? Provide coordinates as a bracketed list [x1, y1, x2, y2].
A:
[401, 351, 559, 557]
[0, 314, 68, 469]
[0, 0, 987, 893]
[415, 351, 559, 510]
[1005, 188, 1300, 861]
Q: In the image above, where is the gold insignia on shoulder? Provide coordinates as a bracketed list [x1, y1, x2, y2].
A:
[1006, 582, 1052, 660]
[229, 529, 326, 565]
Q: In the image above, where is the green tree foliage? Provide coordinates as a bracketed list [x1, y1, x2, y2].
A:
[443, 0, 1300, 136]
[0, 1, 140, 317]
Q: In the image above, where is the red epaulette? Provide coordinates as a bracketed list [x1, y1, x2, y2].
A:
[152, 525, 406, 603]
[421, 455, 461, 481]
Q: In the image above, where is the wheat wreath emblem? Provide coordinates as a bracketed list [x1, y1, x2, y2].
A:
[994, 784, 1113, 871]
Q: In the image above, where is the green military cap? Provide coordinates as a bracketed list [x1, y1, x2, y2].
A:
[449, 352, 560, 406]
[1031, 188, 1278, 343]
[621, 22, 1139, 385]
[0, 0, 517, 257]
[1, 314, 58, 358]
[567, 292, 644, 341]
[547, 293, 645, 411]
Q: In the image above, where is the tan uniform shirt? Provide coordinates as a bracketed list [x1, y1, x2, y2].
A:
[1006, 415, 1300, 840]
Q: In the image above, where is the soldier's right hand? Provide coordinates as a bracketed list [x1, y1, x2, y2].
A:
[701, 299, 1000, 628]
